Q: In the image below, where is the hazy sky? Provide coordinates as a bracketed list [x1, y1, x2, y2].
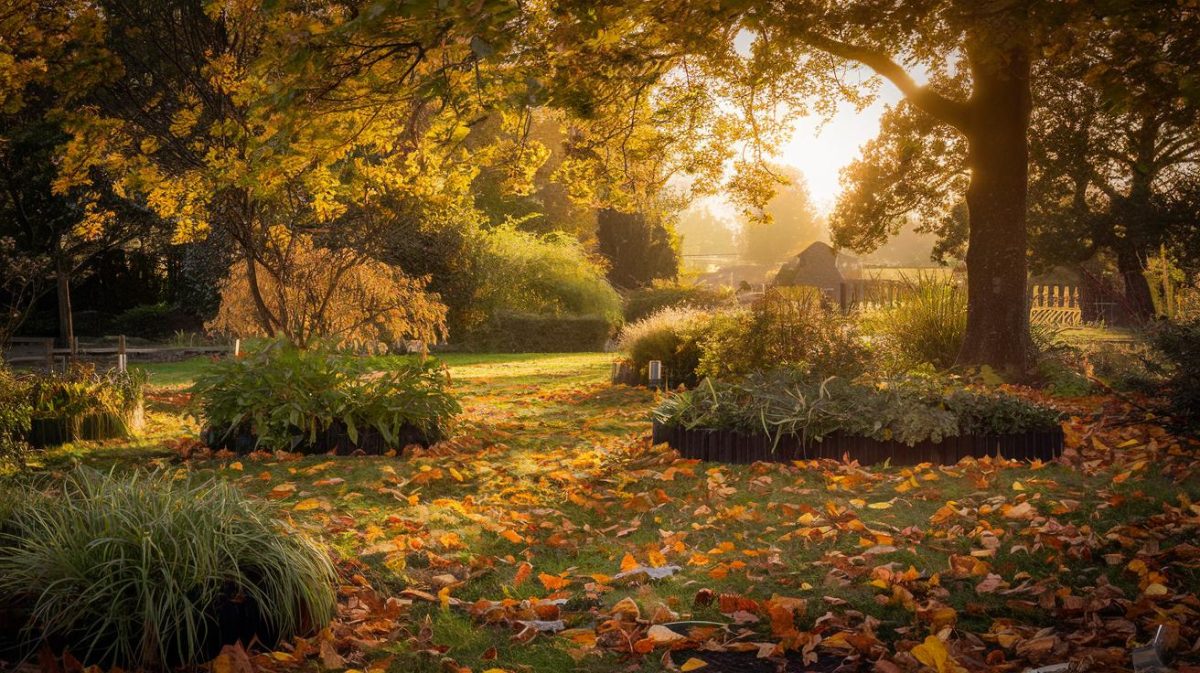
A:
[777, 88, 902, 213]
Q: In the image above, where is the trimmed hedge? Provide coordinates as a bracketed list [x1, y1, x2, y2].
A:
[462, 313, 613, 352]
[622, 284, 733, 322]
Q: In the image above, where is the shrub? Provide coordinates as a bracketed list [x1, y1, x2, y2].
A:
[208, 235, 447, 349]
[863, 274, 966, 370]
[653, 371, 1062, 447]
[25, 365, 145, 447]
[617, 307, 715, 386]
[109, 303, 202, 340]
[0, 366, 31, 468]
[622, 282, 733, 322]
[191, 341, 459, 452]
[464, 312, 613, 352]
[474, 225, 622, 325]
[0, 468, 336, 668]
[1150, 318, 1200, 435]
[697, 287, 871, 380]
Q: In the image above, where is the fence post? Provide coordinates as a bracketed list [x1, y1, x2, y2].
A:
[117, 335, 127, 373]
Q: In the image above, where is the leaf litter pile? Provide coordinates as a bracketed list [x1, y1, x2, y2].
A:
[60, 356, 1200, 672]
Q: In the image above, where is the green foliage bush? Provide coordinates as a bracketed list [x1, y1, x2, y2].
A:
[191, 341, 459, 451]
[474, 225, 622, 325]
[25, 365, 145, 446]
[0, 366, 31, 468]
[1151, 318, 1200, 435]
[697, 287, 871, 381]
[622, 282, 733, 322]
[616, 307, 715, 386]
[0, 468, 336, 668]
[862, 274, 966, 370]
[464, 312, 613, 352]
[654, 371, 1062, 447]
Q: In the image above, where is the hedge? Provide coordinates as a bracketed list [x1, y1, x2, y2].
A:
[462, 313, 614, 352]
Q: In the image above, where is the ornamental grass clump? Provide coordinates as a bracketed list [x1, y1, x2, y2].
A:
[0, 469, 336, 669]
[191, 340, 460, 452]
[616, 306, 716, 386]
[863, 273, 967, 370]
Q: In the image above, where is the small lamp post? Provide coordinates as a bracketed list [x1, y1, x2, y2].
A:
[648, 360, 663, 389]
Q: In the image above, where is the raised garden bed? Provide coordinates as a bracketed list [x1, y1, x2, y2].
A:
[26, 403, 145, 448]
[652, 421, 1064, 466]
[200, 421, 435, 456]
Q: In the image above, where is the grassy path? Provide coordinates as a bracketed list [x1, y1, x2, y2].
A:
[25, 353, 1200, 672]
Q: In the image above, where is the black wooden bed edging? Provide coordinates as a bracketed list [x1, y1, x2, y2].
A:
[200, 421, 436, 456]
[651, 421, 1063, 466]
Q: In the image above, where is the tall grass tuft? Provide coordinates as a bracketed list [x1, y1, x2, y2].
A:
[616, 306, 715, 386]
[0, 469, 336, 669]
[865, 273, 967, 370]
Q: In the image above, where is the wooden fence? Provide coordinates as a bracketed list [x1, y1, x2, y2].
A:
[1028, 285, 1082, 326]
[827, 280, 1084, 326]
[3, 336, 234, 372]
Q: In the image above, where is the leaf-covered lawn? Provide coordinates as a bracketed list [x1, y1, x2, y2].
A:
[35, 353, 1200, 672]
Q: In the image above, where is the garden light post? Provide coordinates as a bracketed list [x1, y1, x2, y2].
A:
[648, 360, 663, 389]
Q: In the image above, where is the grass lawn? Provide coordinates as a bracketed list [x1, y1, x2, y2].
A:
[20, 353, 1200, 672]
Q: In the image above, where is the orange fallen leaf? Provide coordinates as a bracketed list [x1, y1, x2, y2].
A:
[538, 573, 570, 591]
[514, 561, 533, 587]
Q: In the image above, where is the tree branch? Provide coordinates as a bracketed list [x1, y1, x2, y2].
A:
[794, 32, 972, 131]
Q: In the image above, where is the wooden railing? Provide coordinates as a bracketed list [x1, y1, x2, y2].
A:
[1029, 285, 1082, 326]
[3, 336, 233, 372]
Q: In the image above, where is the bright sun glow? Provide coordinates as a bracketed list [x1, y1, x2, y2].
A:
[776, 87, 902, 213]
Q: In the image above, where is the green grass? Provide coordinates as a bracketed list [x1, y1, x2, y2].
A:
[12, 351, 1200, 672]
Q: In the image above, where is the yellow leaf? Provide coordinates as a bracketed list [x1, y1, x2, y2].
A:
[868, 501, 892, 509]
[293, 498, 322, 511]
[911, 635, 954, 673]
[438, 585, 452, 609]
[620, 552, 638, 573]
[647, 548, 668, 568]
[499, 528, 524, 544]
[1144, 583, 1170, 597]
[449, 467, 464, 482]
[681, 658, 709, 671]
[228, 461, 243, 471]
[269, 483, 296, 498]
[1011, 481, 1026, 491]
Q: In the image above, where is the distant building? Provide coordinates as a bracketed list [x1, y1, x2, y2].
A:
[774, 242, 862, 292]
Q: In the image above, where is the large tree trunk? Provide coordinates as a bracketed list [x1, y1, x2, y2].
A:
[956, 39, 1034, 375]
[1115, 244, 1155, 322]
[56, 257, 74, 349]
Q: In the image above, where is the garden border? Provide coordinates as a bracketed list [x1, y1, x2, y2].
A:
[651, 421, 1063, 466]
[26, 402, 145, 448]
[200, 421, 436, 456]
